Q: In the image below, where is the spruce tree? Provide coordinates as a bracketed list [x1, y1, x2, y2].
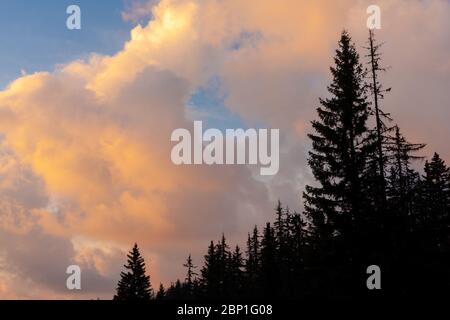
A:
[246, 227, 260, 275]
[216, 234, 232, 297]
[273, 202, 292, 297]
[424, 153, 450, 216]
[155, 283, 166, 300]
[245, 226, 260, 297]
[230, 246, 245, 298]
[200, 241, 219, 298]
[287, 210, 307, 297]
[423, 153, 450, 249]
[302, 31, 378, 297]
[274, 200, 286, 244]
[303, 30, 372, 250]
[183, 254, 198, 298]
[114, 243, 153, 300]
[170, 280, 183, 300]
[260, 223, 278, 297]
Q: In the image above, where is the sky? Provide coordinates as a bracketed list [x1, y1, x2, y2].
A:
[0, 0, 449, 299]
[0, 1, 132, 87]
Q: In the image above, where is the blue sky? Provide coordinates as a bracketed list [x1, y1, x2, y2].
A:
[0, 0, 244, 129]
[0, 0, 131, 88]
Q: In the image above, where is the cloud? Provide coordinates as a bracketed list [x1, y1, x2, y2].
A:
[0, 0, 448, 298]
[122, 0, 159, 23]
[0, 0, 273, 298]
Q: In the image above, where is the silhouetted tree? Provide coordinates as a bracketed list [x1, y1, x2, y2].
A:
[165, 280, 183, 300]
[183, 254, 198, 298]
[286, 210, 308, 297]
[245, 226, 260, 297]
[422, 153, 450, 249]
[302, 33, 377, 296]
[114, 243, 153, 300]
[200, 241, 219, 298]
[260, 223, 278, 297]
[229, 246, 245, 297]
[303, 31, 372, 246]
[365, 29, 393, 209]
[155, 283, 166, 300]
[386, 126, 425, 224]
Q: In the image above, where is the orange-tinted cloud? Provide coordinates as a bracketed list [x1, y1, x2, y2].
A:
[0, 0, 448, 298]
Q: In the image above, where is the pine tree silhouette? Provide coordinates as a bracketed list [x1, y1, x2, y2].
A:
[260, 223, 278, 297]
[424, 153, 450, 218]
[274, 202, 290, 297]
[114, 243, 153, 300]
[216, 234, 232, 298]
[200, 241, 219, 298]
[303, 31, 373, 273]
[245, 226, 260, 297]
[166, 280, 183, 299]
[155, 283, 166, 300]
[229, 246, 245, 298]
[183, 254, 198, 298]
[286, 209, 307, 297]
[422, 153, 450, 249]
